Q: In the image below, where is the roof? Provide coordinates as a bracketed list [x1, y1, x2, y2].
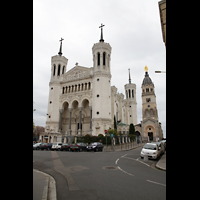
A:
[142, 72, 154, 86]
[117, 122, 129, 126]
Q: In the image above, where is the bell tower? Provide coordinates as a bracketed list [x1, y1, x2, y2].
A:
[91, 24, 112, 136]
[124, 69, 137, 125]
[141, 66, 158, 121]
[45, 38, 68, 134]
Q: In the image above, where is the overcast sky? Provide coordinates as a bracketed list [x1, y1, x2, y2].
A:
[33, 0, 166, 137]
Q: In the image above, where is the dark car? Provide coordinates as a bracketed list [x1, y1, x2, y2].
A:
[40, 143, 52, 150]
[60, 143, 70, 151]
[86, 142, 104, 152]
[70, 143, 87, 152]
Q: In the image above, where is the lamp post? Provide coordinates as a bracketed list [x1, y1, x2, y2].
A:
[155, 71, 166, 73]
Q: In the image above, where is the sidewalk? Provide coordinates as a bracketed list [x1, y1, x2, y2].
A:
[156, 151, 166, 171]
[33, 169, 57, 200]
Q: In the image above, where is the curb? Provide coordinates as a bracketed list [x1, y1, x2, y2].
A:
[33, 169, 57, 200]
[155, 153, 166, 171]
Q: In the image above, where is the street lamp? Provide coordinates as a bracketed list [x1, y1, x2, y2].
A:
[155, 71, 166, 73]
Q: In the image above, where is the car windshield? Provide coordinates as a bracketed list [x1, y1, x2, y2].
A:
[143, 144, 157, 150]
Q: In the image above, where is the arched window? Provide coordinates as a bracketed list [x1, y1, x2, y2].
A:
[132, 90, 134, 98]
[53, 65, 56, 76]
[103, 52, 106, 65]
[57, 65, 60, 76]
[62, 66, 65, 74]
[129, 89, 131, 98]
[97, 52, 100, 66]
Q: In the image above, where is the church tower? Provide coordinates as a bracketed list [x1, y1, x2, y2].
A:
[91, 24, 112, 136]
[45, 38, 68, 134]
[141, 66, 158, 121]
[124, 69, 137, 125]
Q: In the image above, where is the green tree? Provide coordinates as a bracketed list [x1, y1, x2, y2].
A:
[114, 115, 117, 130]
[129, 123, 135, 135]
[129, 123, 136, 142]
[83, 134, 91, 144]
[107, 128, 119, 137]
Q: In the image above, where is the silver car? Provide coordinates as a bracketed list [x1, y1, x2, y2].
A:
[152, 142, 165, 155]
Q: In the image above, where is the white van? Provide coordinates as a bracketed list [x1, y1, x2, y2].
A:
[51, 142, 63, 151]
[140, 143, 161, 160]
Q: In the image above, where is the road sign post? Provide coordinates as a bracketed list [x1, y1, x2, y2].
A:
[111, 133, 114, 151]
[105, 130, 107, 151]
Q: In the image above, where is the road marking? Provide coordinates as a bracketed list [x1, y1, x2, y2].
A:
[121, 154, 127, 158]
[146, 180, 166, 187]
[122, 156, 150, 167]
[115, 158, 119, 165]
[117, 166, 134, 177]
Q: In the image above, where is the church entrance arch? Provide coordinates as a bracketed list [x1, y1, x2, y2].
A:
[148, 132, 153, 141]
[61, 101, 70, 134]
[81, 99, 90, 136]
[135, 131, 140, 136]
[144, 124, 156, 141]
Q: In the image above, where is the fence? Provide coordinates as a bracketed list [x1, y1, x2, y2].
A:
[103, 139, 145, 152]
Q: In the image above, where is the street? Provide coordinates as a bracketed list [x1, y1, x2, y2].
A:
[33, 147, 166, 200]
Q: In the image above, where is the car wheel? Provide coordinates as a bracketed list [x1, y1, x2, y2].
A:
[79, 148, 82, 152]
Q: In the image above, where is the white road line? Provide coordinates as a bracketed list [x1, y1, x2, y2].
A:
[115, 158, 119, 165]
[117, 166, 134, 176]
[121, 154, 127, 158]
[122, 156, 150, 167]
[146, 180, 166, 187]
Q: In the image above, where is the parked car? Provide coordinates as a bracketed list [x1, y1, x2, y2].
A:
[60, 143, 70, 151]
[40, 143, 52, 150]
[33, 142, 43, 150]
[152, 141, 165, 155]
[140, 143, 161, 160]
[70, 143, 87, 152]
[86, 142, 104, 152]
[51, 142, 63, 151]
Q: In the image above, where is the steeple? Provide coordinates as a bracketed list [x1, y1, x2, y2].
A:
[58, 37, 64, 56]
[128, 68, 131, 84]
[142, 66, 154, 86]
[99, 23, 105, 42]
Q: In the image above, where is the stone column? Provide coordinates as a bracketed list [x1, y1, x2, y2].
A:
[59, 109, 64, 132]
[68, 108, 73, 135]
[78, 107, 82, 136]
[89, 106, 92, 130]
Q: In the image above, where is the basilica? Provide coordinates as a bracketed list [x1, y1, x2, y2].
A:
[40, 26, 163, 143]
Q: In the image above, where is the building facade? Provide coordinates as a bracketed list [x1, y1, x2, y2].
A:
[40, 29, 137, 143]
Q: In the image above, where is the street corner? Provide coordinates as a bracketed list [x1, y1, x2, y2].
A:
[155, 152, 166, 171]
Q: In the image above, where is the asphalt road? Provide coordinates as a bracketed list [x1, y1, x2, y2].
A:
[33, 147, 166, 200]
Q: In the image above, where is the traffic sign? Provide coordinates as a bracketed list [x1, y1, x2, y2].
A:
[105, 130, 107, 134]
[111, 133, 113, 137]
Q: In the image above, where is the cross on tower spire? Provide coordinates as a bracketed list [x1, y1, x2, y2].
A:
[128, 68, 131, 84]
[58, 37, 64, 56]
[99, 23, 105, 42]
